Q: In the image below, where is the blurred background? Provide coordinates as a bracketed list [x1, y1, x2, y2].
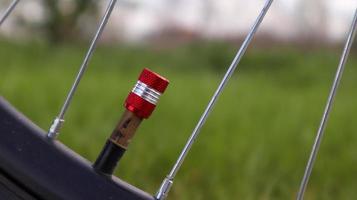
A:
[1, 0, 357, 199]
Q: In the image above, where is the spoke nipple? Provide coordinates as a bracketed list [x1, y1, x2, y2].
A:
[155, 177, 173, 200]
[47, 117, 65, 139]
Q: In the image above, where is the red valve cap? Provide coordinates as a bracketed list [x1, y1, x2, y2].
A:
[125, 68, 169, 119]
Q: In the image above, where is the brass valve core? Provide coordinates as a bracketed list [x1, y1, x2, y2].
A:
[109, 110, 143, 149]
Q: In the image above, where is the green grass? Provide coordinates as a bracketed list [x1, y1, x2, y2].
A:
[1, 40, 357, 199]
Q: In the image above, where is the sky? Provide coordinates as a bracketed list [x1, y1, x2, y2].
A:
[108, 0, 357, 42]
[1, 0, 357, 42]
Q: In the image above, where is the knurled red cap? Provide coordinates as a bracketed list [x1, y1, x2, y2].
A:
[138, 68, 169, 93]
[125, 68, 169, 118]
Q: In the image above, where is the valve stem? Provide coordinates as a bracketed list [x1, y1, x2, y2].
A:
[93, 68, 169, 175]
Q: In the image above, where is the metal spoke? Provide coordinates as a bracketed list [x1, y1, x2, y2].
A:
[297, 9, 357, 200]
[48, 0, 118, 139]
[0, 0, 20, 27]
[155, 0, 274, 199]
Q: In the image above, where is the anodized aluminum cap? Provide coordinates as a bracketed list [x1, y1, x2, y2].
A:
[125, 68, 169, 119]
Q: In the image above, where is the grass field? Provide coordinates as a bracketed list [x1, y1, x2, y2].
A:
[1, 40, 357, 199]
